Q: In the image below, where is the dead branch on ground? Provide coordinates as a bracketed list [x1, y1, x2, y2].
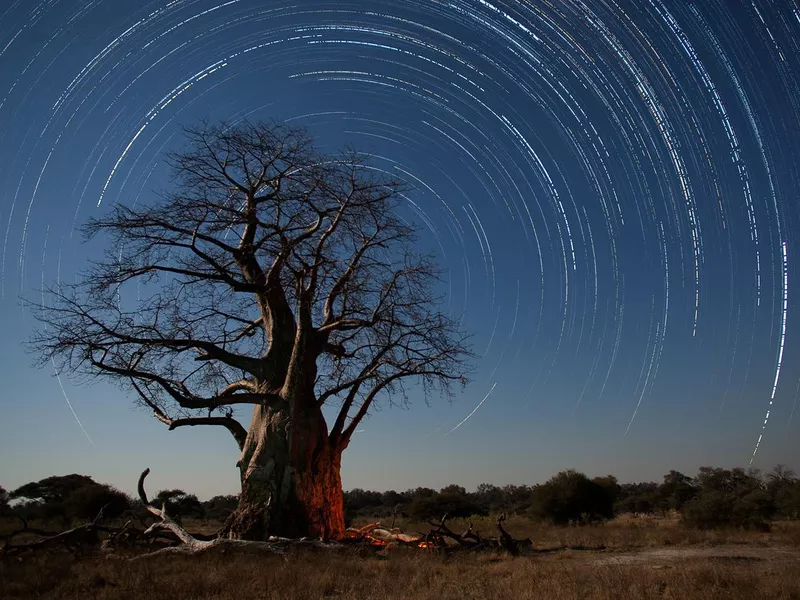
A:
[130, 468, 341, 559]
[2, 470, 531, 559]
[1, 507, 112, 555]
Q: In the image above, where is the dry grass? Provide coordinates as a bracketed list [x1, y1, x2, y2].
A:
[355, 514, 800, 550]
[2, 517, 800, 599]
[3, 546, 800, 600]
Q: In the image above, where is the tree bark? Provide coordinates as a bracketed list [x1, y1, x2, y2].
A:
[224, 401, 345, 541]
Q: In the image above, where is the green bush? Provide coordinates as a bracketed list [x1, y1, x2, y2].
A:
[733, 490, 775, 530]
[775, 481, 800, 519]
[658, 471, 698, 512]
[407, 491, 486, 521]
[681, 489, 774, 530]
[616, 493, 657, 515]
[63, 484, 130, 520]
[0, 485, 9, 517]
[681, 491, 735, 529]
[153, 489, 204, 522]
[203, 495, 238, 521]
[10, 474, 130, 525]
[528, 470, 614, 525]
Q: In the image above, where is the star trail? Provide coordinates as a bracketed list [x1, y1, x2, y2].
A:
[1, 0, 798, 489]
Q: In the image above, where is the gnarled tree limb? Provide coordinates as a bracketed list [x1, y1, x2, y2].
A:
[153, 414, 247, 450]
[134, 469, 341, 558]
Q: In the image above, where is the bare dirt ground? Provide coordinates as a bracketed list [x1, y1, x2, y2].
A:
[586, 543, 800, 567]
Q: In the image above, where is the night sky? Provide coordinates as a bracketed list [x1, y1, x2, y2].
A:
[1, 0, 799, 499]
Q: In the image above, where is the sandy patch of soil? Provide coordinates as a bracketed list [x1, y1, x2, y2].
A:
[587, 545, 800, 567]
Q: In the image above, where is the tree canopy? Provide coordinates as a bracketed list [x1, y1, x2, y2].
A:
[9, 474, 130, 524]
[29, 120, 472, 451]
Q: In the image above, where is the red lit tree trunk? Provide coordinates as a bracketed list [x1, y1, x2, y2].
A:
[224, 400, 345, 541]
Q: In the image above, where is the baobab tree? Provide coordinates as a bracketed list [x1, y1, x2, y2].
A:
[29, 121, 472, 541]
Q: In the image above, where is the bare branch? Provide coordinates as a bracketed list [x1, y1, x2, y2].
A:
[153, 413, 247, 450]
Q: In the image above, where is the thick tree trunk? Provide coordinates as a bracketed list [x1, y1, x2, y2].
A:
[224, 402, 345, 541]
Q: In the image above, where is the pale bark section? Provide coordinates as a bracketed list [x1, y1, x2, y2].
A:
[225, 403, 345, 540]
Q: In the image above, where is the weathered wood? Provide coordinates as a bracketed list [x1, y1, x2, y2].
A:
[223, 403, 345, 541]
[1, 506, 111, 554]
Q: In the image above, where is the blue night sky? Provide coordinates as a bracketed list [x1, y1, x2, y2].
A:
[1, 0, 799, 500]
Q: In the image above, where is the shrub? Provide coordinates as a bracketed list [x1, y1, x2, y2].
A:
[153, 489, 204, 522]
[0, 485, 9, 517]
[62, 484, 130, 520]
[658, 471, 698, 512]
[9, 474, 129, 525]
[203, 495, 239, 521]
[681, 491, 735, 529]
[343, 488, 390, 521]
[528, 470, 614, 525]
[407, 490, 486, 521]
[775, 481, 800, 519]
[732, 490, 775, 530]
[681, 489, 774, 531]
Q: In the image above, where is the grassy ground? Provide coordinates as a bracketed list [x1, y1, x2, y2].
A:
[2, 516, 800, 599]
[352, 514, 800, 550]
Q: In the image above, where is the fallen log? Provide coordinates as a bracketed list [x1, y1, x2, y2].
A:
[341, 513, 531, 554]
[421, 513, 530, 553]
[496, 514, 532, 555]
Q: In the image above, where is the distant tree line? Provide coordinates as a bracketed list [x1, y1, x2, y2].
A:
[2, 465, 798, 531]
[0, 475, 238, 526]
[342, 465, 800, 531]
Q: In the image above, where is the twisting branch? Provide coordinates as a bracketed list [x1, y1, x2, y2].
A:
[1, 506, 112, 555]
[130, 381, 248, 450]
[155, 414, 247, 450]
[134, 469, 340, 557]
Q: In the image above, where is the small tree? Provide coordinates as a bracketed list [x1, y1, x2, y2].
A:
[474, 483, 504, 513]
[153, 489, 204, 522]
[10, 474, 129, 524]
[0, 485, 10, 517]
[681, 489, 774, 531]
[592, 475, 620, 508]
[657, 470, 697, 512]
[766, 464, 796, 490]
[774, 480, 800, 519]
[528, 470, 614, 525]
[63, 484, 130, 521]
[694, 466, 764, 496]
[203, 495, 239, 522]
[11, 474, 96, 525]
[501, 484, 534, 514]
[30, 121, 472, 540]
[10, 474, 95, 505]
[407, 487, 485, 521]
[615, 482, 659, 515]
[680, 491, 734, 530]
[380, 490, 403, 510]
[680, 466, 776, 530]
[343, 488, 385, 521]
